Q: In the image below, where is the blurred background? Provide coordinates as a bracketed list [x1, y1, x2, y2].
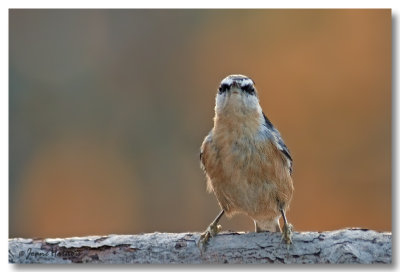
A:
[9, 9, 391, 238]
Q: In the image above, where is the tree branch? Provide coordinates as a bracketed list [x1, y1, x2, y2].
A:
[8, 228, 391, 264]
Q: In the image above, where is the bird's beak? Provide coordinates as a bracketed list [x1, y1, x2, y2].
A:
[231, 81, 240, 94]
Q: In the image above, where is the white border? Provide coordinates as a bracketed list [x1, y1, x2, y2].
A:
[2, 2, 398, 271]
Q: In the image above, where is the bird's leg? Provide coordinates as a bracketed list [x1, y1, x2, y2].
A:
[198, 210, 224, 250]
[279, 208, 293, 244]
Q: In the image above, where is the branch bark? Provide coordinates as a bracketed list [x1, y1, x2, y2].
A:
[9, 228, 391, 264]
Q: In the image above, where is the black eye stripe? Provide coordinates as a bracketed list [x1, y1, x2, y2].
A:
[241, 84, 255, 94]
[218, 82, 255, 95]
[218, 83, 230, 94]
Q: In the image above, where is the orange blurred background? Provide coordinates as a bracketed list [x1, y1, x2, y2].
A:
[9, 9, 391, 238]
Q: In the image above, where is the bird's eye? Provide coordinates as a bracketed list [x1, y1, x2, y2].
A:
[241, 84, 255, 94]
[218, 83, 229, 94]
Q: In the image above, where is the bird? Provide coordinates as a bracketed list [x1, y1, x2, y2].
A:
[199, 74, 294, 249]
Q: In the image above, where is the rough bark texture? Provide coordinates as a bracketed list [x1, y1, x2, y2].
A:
[9, 228, 391, 264]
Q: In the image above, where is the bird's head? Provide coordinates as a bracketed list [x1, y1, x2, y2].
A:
[215, 74, 261, 115]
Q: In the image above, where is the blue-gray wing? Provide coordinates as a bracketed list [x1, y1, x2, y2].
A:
[262, 112, 293, 174]
[200, 130, 213, 172]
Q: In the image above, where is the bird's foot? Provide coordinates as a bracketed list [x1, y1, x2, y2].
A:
[198, 223, 222, 252]
[281, 222, 293, 245]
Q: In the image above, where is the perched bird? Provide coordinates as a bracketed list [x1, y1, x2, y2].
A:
[199, 74, 294, 248]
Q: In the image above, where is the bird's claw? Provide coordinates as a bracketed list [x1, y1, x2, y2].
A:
[198, 224, 222, 251]
[281, 222, 293, 246]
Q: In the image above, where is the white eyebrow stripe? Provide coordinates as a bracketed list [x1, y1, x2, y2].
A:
[221, 77, 234, 86]
[240, 78, 253, 86]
